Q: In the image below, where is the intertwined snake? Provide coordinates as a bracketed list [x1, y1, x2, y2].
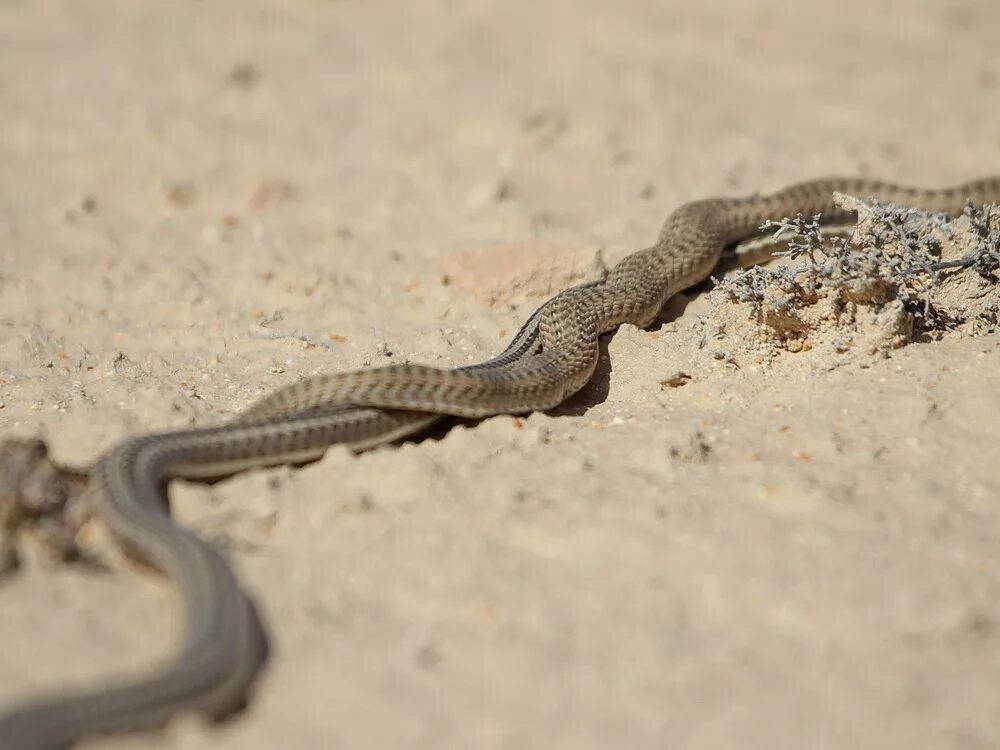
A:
[2, 176, 999, 749]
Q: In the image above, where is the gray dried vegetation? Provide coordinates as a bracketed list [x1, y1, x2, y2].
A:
[708, 193, 1000, 360]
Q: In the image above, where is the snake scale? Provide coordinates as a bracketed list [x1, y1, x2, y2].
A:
[2, 176, 999, 749]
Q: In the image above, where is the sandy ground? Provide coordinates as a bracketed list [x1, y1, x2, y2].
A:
[2, 1, 1000, 748]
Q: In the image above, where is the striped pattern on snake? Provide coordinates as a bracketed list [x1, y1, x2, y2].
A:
[2, 176, 998, 749]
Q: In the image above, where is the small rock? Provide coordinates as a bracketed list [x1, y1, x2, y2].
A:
[660, 372, 692, 389]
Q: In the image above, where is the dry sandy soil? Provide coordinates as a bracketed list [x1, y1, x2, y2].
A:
[2, 1, 1000, 749]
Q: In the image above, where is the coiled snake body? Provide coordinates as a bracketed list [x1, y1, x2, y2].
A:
[3, 177, 999, 749]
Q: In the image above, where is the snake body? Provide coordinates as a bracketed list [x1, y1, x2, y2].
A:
[2, 177, 999, 749]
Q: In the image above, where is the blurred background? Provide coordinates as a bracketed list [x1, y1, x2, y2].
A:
[1, 2, 998, 749]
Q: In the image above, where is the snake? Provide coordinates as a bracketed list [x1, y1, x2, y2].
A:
[2, 176, 998, 749]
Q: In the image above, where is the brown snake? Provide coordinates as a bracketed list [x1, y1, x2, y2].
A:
[1, 176, 999, 749]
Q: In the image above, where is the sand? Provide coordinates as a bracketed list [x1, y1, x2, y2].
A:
[1, 1, 999, 748]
